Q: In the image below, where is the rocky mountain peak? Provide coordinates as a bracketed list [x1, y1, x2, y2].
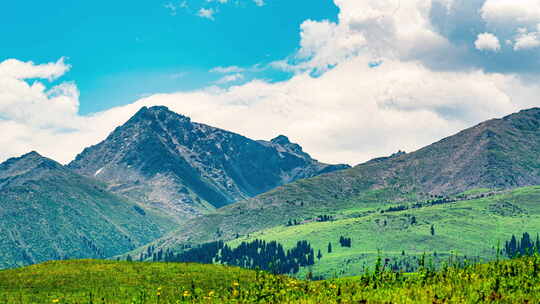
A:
[69, 106, 350, 220]
[22, 151, 42, 158]
[0, 151, 67, 191]
[265, 135, 310, 160]
[0, 151, 61, 178]
[271, 135, 291, 145]
[129, 106, 191, 126]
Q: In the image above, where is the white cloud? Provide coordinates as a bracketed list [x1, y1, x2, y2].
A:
[210, 66, 246, 74]
[198, 8, 215, 19]
[480, 0, 540, 51]
[0, 57, 70, 81]
[481, 0, 540, 28]
[274, 0, 452, 74]
[215, 73, 244, 84]
[514, 28, 540, 50]
[474, 33, 501, 51]
[253, 0, 265, 6]
[0, 58, 78, 128]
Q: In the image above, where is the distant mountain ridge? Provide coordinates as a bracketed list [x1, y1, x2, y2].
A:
[68, 106, 350, 220]
[0, 152, 175, 268]
[144, 107, 540, 251]
[0, 105, 349, 268]
[369, 107, 540, 193]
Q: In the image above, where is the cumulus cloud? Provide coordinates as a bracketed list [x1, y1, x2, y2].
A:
[0, 58, 70, 81]
[480, 0, 540, 28]
[0, 58, 78, 128]
[514, 27, 540, 50]
[3, 0, 540, 166]
[475, 32, 501, 51]
[479, 0, 540, 52]
[274, 0, 453, 74]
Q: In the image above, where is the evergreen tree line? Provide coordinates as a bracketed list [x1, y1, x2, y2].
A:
[286, 214, 334, 227]
[317, 215, 333, 222]
[339, 236, 352, 248]
[286, 219, 300, 226]
[505, 232, 540, 257]
[382, 197, 456, 214]
[151, 239, 316, 274]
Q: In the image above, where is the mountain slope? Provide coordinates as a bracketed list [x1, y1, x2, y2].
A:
[68, 106, 349, 220]
[0, 152, 176, 269]
[145, 107, 540, 252]
[226, 186, 540, 278]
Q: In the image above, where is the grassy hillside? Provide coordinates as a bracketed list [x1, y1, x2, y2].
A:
[1, 257, 539, 303]
[226, 186, 540, 278]
[0, 152, 177, 269]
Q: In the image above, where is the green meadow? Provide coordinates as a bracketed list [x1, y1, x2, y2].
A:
[1, 256, 539, 303]
[228, 186, 540, 278]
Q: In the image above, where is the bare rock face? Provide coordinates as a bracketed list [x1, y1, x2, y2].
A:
[68, 106, 349, 221]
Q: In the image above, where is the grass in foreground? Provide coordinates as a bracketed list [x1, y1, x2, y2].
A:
[0, 256, 539, 303]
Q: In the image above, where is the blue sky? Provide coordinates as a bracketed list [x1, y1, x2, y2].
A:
[1, 0, 338, 114]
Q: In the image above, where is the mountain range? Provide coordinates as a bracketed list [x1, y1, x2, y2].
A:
[136, 107, 540, 271]
[0, 106, 349, 268]
[1, 106, 540, 272]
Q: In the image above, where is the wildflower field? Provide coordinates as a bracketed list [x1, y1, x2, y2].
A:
[0, 256, 539, 303]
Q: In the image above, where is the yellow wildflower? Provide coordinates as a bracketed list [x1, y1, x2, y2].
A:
[183, 291, 190, 297]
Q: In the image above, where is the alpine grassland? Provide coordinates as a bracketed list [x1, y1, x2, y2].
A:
[0, 256, 539, 303]
[224, 186, 540, 278]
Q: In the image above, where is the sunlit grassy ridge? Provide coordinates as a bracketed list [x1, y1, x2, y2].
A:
[1, 257, 540, 303]
[226, 186, 540, 277]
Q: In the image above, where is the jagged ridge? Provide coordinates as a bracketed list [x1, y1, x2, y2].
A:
[68, 106, 349, 220]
